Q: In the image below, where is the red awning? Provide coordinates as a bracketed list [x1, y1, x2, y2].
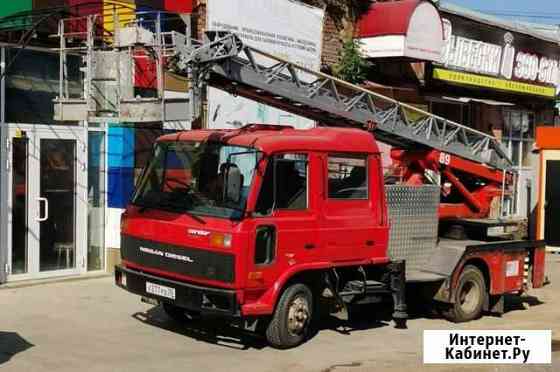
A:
[356, 0, 444, 62]
[163, 0, 194, 13]
[357, 0, 424, 38]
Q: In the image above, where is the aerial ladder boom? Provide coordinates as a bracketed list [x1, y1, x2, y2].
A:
[168, 31, 517, 221]
[170, 32, 513, 172]
[49, 16, 516, 221]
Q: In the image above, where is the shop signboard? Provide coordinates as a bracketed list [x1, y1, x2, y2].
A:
[206, 0, 325, 129]
[434, 14, 560, 98]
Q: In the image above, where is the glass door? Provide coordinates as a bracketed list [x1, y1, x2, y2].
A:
[7, 125, 87, 280]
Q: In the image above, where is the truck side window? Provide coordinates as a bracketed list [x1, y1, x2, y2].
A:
[255, 226, 276, 265]
[255, 154, 308, 215]
[327, 154, 368, 199]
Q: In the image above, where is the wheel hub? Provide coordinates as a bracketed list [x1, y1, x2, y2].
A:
[459, 281, 480, 314]
[287, 296, 309, 335]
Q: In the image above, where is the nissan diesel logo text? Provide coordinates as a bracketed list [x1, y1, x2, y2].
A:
[139, 246, 194, 263]
[188, 229, 211, 237]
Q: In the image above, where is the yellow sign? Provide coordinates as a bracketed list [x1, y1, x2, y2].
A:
[433, 68, 556, 98]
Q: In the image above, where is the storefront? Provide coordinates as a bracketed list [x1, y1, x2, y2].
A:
[0, 45, 107, 282]
[356, 0, 560, 222]
[0, 1, 195, 283]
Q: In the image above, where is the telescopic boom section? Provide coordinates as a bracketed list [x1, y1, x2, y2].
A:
[171, 31, 513, 171]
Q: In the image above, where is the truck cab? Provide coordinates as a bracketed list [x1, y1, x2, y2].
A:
[116, 125, 405, 348]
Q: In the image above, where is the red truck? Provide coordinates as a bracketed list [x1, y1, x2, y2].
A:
[115, 124, 547, 348]
[102, 30, 549, 349]
[45, 16, 547, 348]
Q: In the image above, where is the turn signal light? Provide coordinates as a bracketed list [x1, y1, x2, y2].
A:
[210, 233, 232, 248]
[120, 213, 129, 231]
[248, 271, 263, 281]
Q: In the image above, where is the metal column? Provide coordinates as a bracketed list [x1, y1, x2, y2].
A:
[0, 46, 7, 283]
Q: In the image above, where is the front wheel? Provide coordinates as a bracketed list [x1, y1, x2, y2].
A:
[266, 283, 313, 349]
[442, 265, 486, 323]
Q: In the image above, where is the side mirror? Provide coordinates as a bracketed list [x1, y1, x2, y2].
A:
[224, 163, 242, 203]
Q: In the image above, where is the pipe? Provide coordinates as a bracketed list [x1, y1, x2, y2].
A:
[442, 168, 483, 213]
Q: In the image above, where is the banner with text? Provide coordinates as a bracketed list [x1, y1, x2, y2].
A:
[206, 0, 325, 129]
[434, 14, 560, 98]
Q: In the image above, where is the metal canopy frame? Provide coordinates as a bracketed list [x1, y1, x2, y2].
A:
[53, 10, 192, 124]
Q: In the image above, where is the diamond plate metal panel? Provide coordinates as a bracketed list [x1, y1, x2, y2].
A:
[386, 185, 440, 272]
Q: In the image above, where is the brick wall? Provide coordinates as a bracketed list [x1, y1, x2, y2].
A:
[321, 10, 345, 67]
[192, 0, 207, 40]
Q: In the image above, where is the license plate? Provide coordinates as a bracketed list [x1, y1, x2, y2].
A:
[146, 282, 176, 300]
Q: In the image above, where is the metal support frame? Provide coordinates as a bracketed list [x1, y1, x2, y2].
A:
[53, 10, 192, 124]
[0, 47, 6, 283]
[391, 149, 515, 220]
[0, 120, 7, 283]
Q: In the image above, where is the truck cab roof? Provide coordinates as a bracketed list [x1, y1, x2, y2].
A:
[157, 124, 380, 154]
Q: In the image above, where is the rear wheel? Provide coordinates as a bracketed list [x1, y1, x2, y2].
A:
[442, 265, 486, 323]
[266, 283, 313, 349]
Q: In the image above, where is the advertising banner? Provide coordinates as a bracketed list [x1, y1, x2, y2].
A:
[434, 15, 560, 98]
[206, 0, 325, 129]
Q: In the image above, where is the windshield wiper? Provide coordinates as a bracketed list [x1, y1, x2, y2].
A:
[139, 201, 206, 225]
[184, 210, 207, 225]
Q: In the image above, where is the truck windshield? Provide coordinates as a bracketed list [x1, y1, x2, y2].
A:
[132, 141, 261, 220]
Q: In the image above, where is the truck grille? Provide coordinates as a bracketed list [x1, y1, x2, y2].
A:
[121, 235, 235, 283]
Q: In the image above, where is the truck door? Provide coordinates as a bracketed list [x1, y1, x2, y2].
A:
[248, 153, 319, 287]
[321, 153, 386, 262]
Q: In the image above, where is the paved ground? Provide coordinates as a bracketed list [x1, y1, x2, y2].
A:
[1, 256, 559, 372]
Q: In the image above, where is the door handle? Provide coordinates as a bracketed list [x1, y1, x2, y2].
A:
[37, 197, 49, 222]
[304, 243, 315, 250]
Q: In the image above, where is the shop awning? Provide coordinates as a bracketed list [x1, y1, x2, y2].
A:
[356, 0, 444, 62]
[432, 96, 516, 106]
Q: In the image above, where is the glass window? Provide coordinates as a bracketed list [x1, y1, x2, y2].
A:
[502, 110, 535, 168]
[254, 226, 276, 265]
[255, 154, 308, 215]
[11, 138, 28, 274]
[328, 154, 368, 199]
[5, 48, 81, 125]
[88, 132, 105, 271]
[133, 141, 261, 220]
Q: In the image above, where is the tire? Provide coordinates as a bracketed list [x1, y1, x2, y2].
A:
[266, 283, 313, 349]
[442, 265, 486, 323]
[162, 303, 197, 323]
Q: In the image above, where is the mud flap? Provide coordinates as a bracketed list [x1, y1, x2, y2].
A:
[483, 294, 504, 316]
[489, 295, 504, 315]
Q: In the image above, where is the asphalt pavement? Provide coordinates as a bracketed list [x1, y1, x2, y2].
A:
[1, 256, 559, 372]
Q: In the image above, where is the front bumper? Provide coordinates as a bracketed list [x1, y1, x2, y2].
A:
[115, 265, 240, 317]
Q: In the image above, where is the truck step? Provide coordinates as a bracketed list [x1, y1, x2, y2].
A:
[341, 280, 390, 296]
